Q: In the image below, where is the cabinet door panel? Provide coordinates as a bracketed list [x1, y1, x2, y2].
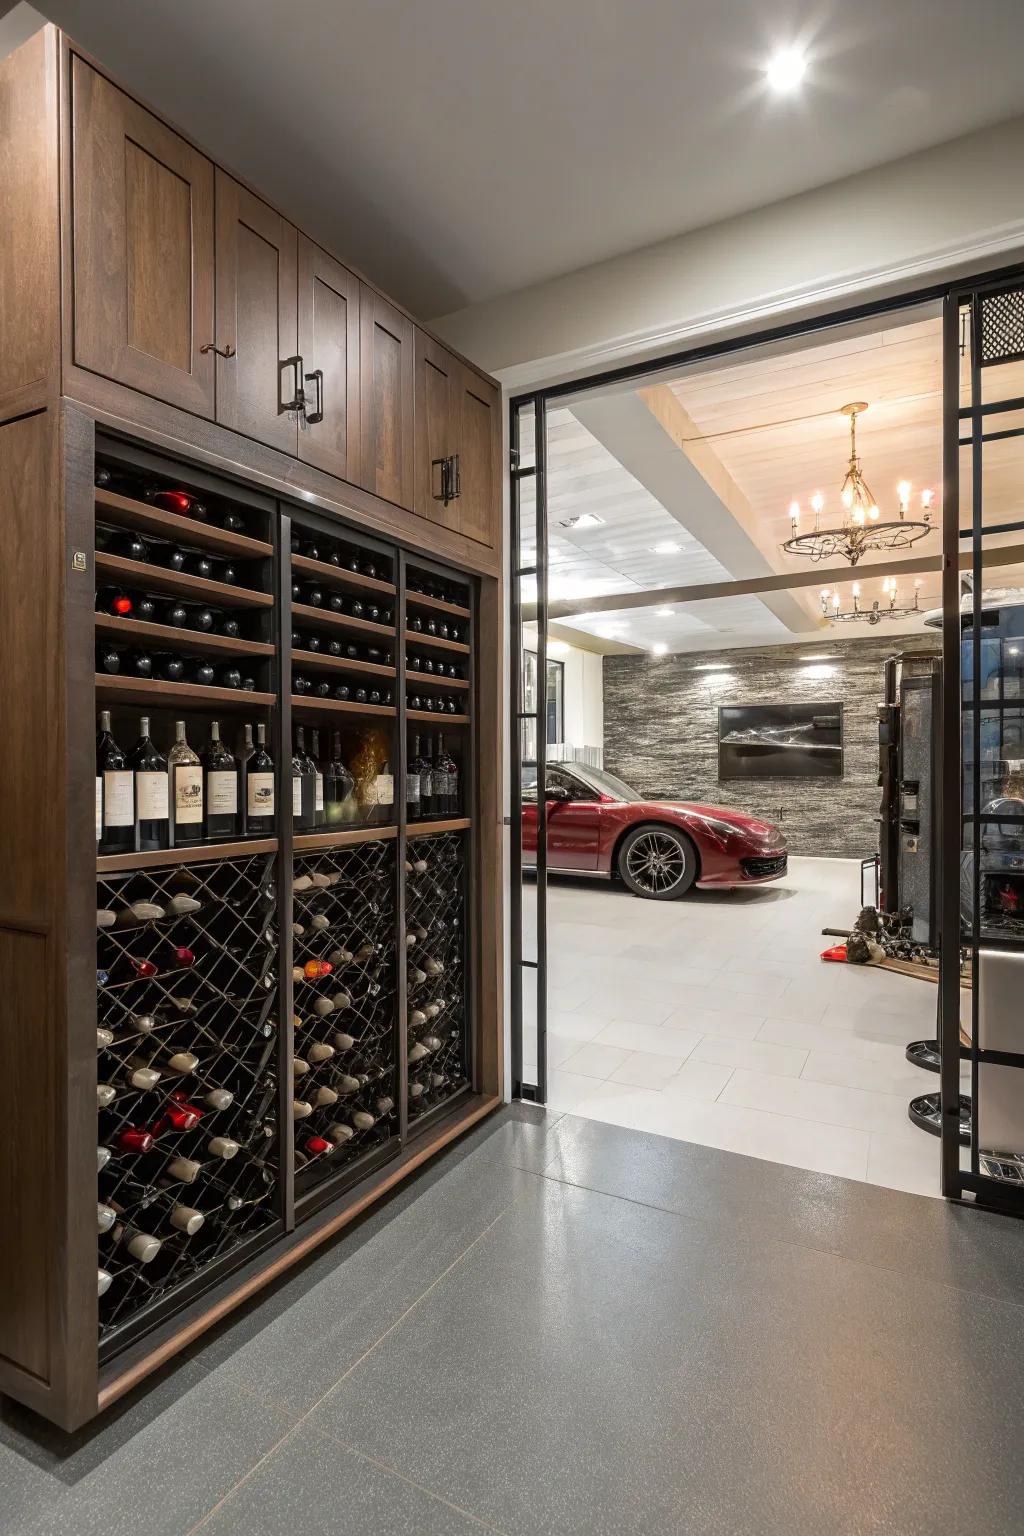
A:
[414, 330, 459, 532]
[456, 364, 501, 547]
[358, 286, 414, 509]
[215, 173, 298, 454]
[70, 55, 215, 416]
[297, 238, 360, 484]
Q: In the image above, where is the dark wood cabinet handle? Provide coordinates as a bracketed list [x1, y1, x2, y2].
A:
[431, 457, 449, 503]
[282, 355, 305, 413]
[304, 368, 324, 425]
[199, 342, 235, 358]
[447, 453, 462, 501]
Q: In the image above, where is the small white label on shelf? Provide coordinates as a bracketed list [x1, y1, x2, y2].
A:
[292, 776, 303, 817]
[103, 770, 134, 827]
[247, 772, 274, 817]
[315, 773, 324, 813]
[174, 765, 203, 824]
[136, 772, 169, 822]
[407, 773, 421, 806]
[207, 771, 238, 816]
[375, 772, 394, 808]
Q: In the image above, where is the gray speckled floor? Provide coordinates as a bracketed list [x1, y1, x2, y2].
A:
[3, 1105, 1024, 1535]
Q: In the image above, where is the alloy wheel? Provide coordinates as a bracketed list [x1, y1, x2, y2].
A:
[624, 830, 688, 895]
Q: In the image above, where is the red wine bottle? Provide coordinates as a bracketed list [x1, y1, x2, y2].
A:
[129, 715, 169, 851]
[97, 710, 134, 854]
[243, 722, 276, 835]
[202, 721, 239, 841]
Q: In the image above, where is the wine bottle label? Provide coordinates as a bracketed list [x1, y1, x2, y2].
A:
[375, 773, 394, 807]
[103, 769, 134, 827]
[431, 768, 449, 798]
[407, 772, 421, 805]
[292, 776, 303, 817]
[247, 772, 275, 817]
[315, 774, 324, 812]
[136, 771, 169, 822]
[207, 771, 238, 815]
[174, 765, 203, 824]
[96, 776, 102, 839]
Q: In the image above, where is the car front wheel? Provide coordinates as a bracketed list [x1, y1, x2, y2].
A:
[617, 825, 696, 900]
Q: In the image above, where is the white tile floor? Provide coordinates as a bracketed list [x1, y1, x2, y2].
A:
[524, 857, 968, 1197]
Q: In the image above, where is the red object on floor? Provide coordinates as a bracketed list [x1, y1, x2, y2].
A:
[820, 944, 848, 962]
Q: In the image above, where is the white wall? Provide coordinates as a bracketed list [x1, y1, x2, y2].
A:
[523, 628, 604, 755]
[434, 115, 1024, 390]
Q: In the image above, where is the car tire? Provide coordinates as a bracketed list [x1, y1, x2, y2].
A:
[617, 824, 697, 900]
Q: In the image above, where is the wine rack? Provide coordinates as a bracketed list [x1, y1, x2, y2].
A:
[96, 853, 281, 1353]
[406, 831, 471, 1126]
[291, 840, 399, 1198]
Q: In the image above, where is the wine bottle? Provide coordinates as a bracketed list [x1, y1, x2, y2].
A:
[168, 720, 203, 847]
[295, 726, 317, 831]
[407, 734, 422, 819]
[374, 757, 394, 822]
[436, 733, 458, 817]
[244, 722, 275, 835]
[291, 730, 310, 830]
[310, 729, 326, 828]
[97, 710, 134, 854]
[202, 721, 239, 841]
[419, 736, 435, 818]
[129, 715, 170, 851]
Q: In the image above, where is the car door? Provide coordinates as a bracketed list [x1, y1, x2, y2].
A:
[544, 767, 602, 872]
[521, 762, 539, 867]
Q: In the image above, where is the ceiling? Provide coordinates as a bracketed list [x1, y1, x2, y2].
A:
[23, 0, 1024, 317]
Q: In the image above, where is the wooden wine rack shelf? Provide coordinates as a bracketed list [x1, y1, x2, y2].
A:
[96, 488, 274, 559]
[293, 825, 398, 851]
[405, 628, 470, 655]
[291, 552, 395, 595]
[291, 693, 396, 719]
[408, 672, 469, 692]
[405, 589, 471, 619]
[96, 552, 274, 609]
[407, 708, 469, 725]
[95, 674, 276, 710]
[97, 614, 276, 658]
[97, 837, 279, 873]
[291, 648, 396, 679]
[408, 817, 472, 835]
[292, 601, 395, 640]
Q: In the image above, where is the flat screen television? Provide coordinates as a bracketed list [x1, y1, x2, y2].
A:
[718, 702, 843, 779]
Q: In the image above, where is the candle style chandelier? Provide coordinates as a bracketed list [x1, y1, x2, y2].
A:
[783, 402, 935, 566]
[820, 576, 922, 625]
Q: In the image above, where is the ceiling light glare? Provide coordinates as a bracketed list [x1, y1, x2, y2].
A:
[693, 662, 733, 672]
[800, 653, 838, 662]
[651, 541, 681, 555]
[651, 642, 668, 657]
[655, 607, 674, 618]
[560, 512, 604, 530]
[765, 45, 807, 93]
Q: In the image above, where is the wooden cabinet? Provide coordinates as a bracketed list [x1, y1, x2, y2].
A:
[359, 286, 415, 509]
[69, 55, 216, 417]
[414, 330, 501, 547]
[214, 174, 298, 454]
[297, 238, 361, 484]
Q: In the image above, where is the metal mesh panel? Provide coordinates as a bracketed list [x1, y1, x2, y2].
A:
[96, 853, 280, 1342]
[406, 831, 469, 1121]
[980, 288, 1024, 366]
[292, 839, 398, 1193]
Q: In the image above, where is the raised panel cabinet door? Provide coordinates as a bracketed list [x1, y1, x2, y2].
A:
[414, 330, 459, 532]
[215, 173, 298, 454]
[455, 363, 502, 547]
[70, 55, 215, 416]
[358, 285, 414, 509]
[297, 237, 360, 483]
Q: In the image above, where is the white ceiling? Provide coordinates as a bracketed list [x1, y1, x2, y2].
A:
[27, 0, 1024, 317]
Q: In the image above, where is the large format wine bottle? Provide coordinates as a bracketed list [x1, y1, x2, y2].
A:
[168, 720, 203, 847]
[97, 710, 134, 854]
[129, 715, 169, 851]
[202, 721, 239, 841]
[243, 722, 275, 835]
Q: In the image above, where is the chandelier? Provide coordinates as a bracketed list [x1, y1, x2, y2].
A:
[820, 577, 921, 625]
[783, 402, 935, 565]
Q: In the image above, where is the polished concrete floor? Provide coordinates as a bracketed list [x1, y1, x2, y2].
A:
[526, 857, 968, 1197]
[4, 1105, 1023, 1535]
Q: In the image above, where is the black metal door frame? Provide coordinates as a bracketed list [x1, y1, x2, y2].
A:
[509, 257, 1024, 1127]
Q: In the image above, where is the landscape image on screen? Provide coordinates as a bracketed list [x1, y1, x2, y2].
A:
[718, 702, 843, 779]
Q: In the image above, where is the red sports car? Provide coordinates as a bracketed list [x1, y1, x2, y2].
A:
[522, 762, 787, 899]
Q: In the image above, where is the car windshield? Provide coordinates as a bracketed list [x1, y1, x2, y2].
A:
[521, 762, 645, 802]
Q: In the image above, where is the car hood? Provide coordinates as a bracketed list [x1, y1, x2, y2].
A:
[641, 799, 784, 845]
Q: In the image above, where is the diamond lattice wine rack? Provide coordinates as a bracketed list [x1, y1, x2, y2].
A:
[0, 423, 500, 1425]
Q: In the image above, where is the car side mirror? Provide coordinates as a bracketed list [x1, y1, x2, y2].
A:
[544, 784, 571, 803]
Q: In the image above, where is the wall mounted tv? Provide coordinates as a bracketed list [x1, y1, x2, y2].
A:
[718, 702, 844, 779]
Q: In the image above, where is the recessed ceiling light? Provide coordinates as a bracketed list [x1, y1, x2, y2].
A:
[765, 45, 807, 93]
[559, 512, 604, 530]
[651, 642, 668, 657]
[651, 541, 681, 555]
[799, 653, 838, 661]
[693, 662, 733, 672]
[655, 607, 674, 618]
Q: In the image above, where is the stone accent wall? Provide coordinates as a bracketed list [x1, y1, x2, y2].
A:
[602, 635, 937, 859]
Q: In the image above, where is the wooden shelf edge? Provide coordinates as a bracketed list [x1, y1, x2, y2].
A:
[291, 649, 396, 679]
[291, 552, 396, 596]
[407, 709, 469, 725]
[96, 675, 276, 709]
[404, 629, 470, 655]
[293, 825, 398, 850]
[291, 694, 396, 719]
[293, 602, 395, 639]
[96, 487, 273, 559]
[407, 817, 472, 836]
[407, 671, 469, 691]
[96, 1093, 503, 1413]
[405, 589, 471, 620]
[95, 552, 274, 609]
[96, 614, 275, 658]
[97, 837, 278, 873]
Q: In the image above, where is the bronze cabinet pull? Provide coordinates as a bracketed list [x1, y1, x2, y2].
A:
[199, 341, 236, 358]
